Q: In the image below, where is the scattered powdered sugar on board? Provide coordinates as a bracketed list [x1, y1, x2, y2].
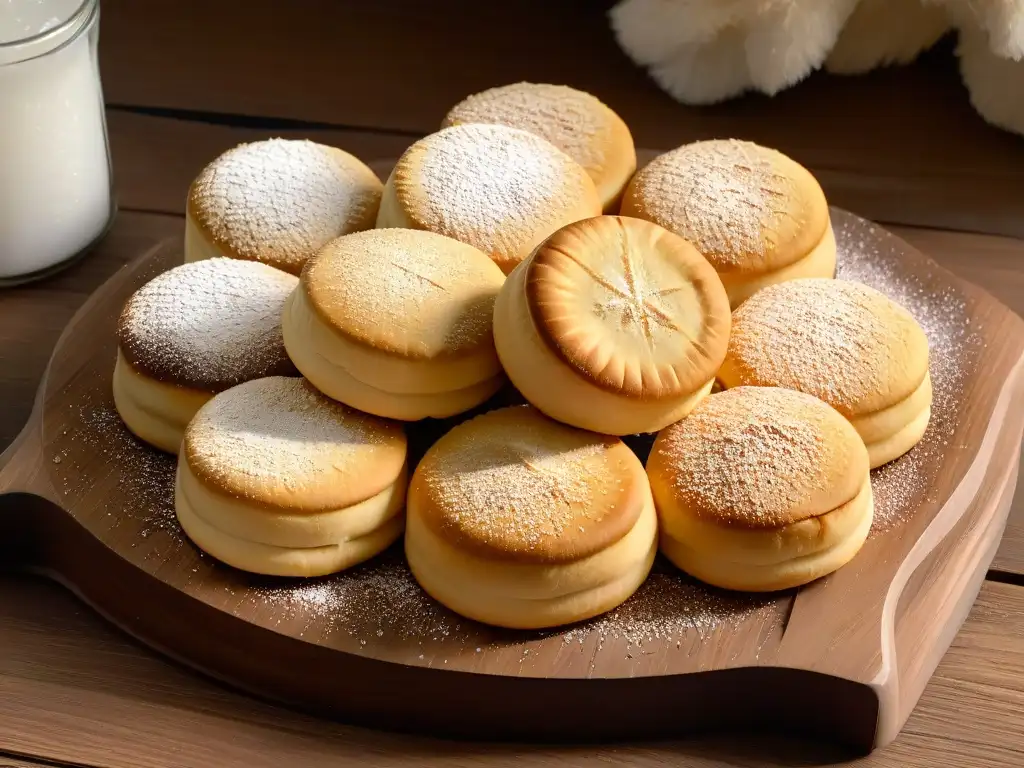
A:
[252, 550, 774, 652]
[76, 402, 179, 542]
[835, 219, 983, 533]
[253, 550, 469, 643]
[558, 560, 776, 651]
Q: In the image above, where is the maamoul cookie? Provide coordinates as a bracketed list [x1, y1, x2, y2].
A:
[375, 123, 602, 274]
[647, 387, 873, 592]
[405, 405, 657, 629]
[493, 215, 731, 435]
[442, 82, 637, 212]
[114, 258, 298, 454]
[175, 377, 408, 577]
[282, 229, 506, 420]
[185, 138, 382, 275]
[717, 278, 931, 468]
[621, 139, 836, 307]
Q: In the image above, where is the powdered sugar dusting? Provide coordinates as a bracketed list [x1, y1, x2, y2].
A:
[418, 407, 623, 555]
[407, 124, 596, 267]
[308, 228, 502, 358]
[443, 83, 611, 176]
[726, 278, 928, 416]
[185, 377, 403, 501]
[117, 258, 297, 389]
[190, 138, 381, 272]
[834, 219, 982, 533]
[651, 387, 850, 528]
[628, 139, 800, 271]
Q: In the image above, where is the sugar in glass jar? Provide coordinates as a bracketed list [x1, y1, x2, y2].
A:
[0, 0, 114, 285]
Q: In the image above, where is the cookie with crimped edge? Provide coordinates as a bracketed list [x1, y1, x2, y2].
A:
[282, 228, 506, 421]
[647, 386, 873, 592]
[405, 405, 657, 629]
[113, 258, 298, 454]
[621, 139, 836, 307]
[375, 123, 602, 275]
[442, 82, 637, 213]
[718, 278, 931, 468]
[493, 215, 731, 435]
[185, 138, 382, 275]
[175, 377, 408, 578]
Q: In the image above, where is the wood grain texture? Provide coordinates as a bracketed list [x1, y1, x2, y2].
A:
[0, 212, 1021, 752]
[98, 0, 1024, 239]
[1, 574, 1022, 768]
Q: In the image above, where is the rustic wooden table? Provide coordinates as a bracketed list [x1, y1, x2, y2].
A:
[1, 2, 1023, 766]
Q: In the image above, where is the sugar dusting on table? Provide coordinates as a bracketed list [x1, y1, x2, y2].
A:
[835, 219, 982, 534]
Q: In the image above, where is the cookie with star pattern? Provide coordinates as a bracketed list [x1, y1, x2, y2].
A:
[493, 215, 731, 435]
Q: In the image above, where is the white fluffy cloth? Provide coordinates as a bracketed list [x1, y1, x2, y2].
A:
[609, 0, 1024, 135]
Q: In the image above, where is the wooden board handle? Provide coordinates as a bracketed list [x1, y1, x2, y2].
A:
[0, 238, 178, 572]
[0, 424, 48, 568]
[0, 423, 42, 497]
[0, 238, 176, 501]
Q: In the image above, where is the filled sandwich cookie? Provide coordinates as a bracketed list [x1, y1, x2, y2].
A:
[376, 123, 602, 274]
[621, 139, 836, 307]
[647, 387, 873, 592]
[442, 82, 637, 213]
[718, 278, 931, 468]
[405, 405, 657, 629]
[493, 215, 731, 435]
[282, 229, 506, 420]
[113, 258, 298, 454]
[185, 138, 382, 275]
[175, 377, 408, 577]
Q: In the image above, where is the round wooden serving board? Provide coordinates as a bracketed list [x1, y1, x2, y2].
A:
[1, 210, 1022, 755]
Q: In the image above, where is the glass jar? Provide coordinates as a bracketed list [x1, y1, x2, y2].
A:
[0, 0, 115, 286]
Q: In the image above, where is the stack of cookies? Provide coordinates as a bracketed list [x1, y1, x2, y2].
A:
[112, 82, 932, 631]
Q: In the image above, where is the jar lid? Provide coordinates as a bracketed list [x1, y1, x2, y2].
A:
[0, 0, 95, 66]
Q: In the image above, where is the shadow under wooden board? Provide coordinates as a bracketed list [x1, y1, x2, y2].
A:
[0, 210, 1022, 755]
